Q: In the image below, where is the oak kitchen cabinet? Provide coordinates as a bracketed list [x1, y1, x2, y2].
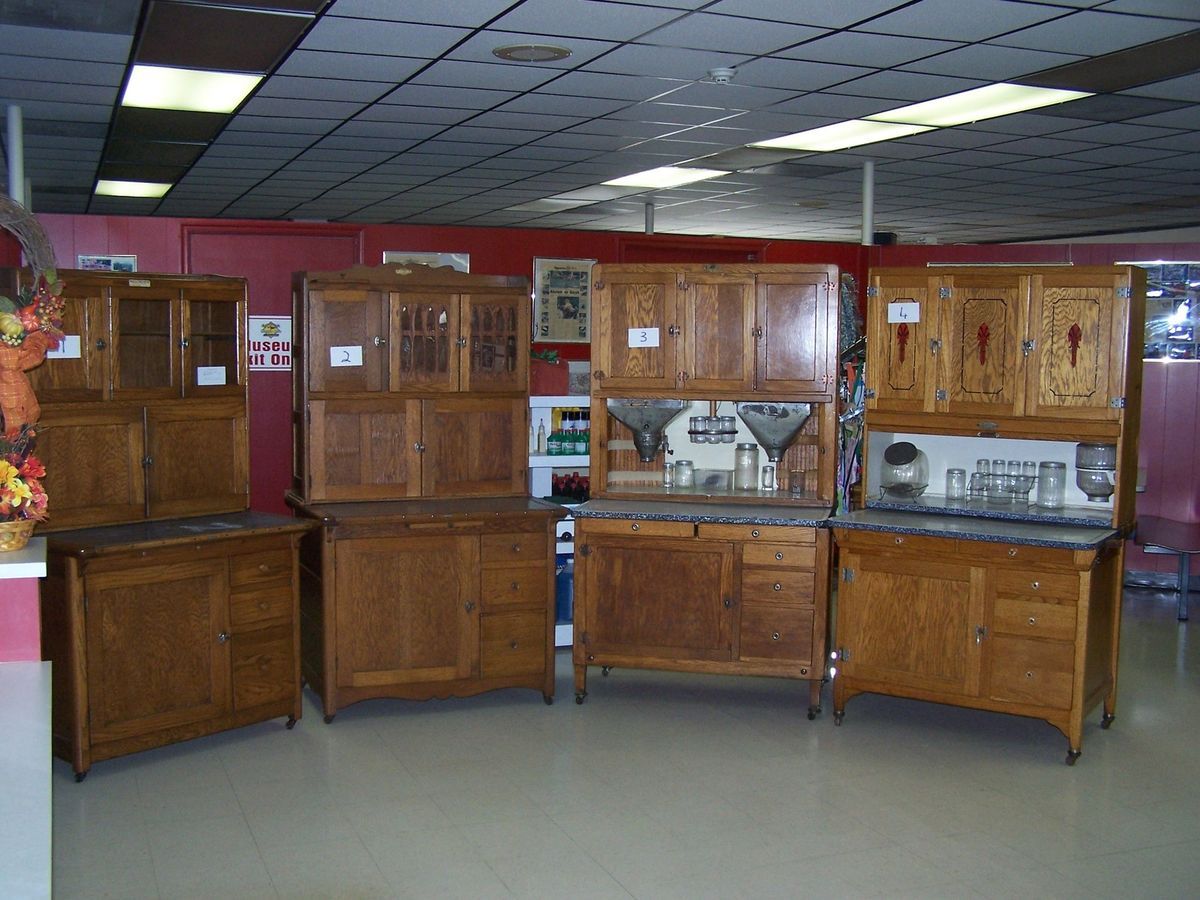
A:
[865, 266, 1144, 438]
[287, 494, 564, 718]
[39, 513, 312, 780]
[5, 269, 250, 531]
[293, 264, 530, 503]
[573, 508, 829, 715]
[831, 521, 1123, 763]
[591, 264, 838, 400]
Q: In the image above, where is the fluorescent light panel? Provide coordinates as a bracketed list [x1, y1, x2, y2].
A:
[867, 83, 1092, 127]
[603, 166, 728, 189]
[750, 120, 933, 153]
[95, 179, 173, 198]
[122, 64, 262, 114]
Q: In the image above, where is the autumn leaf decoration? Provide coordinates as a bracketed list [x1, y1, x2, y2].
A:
[977, 323, 990, 365]
[896, 322, 909, 363]
[1067, 322, 1083, 367]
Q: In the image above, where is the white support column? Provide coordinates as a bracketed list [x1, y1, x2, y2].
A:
[644, 202, 654, 235]
[861, 160, 874, 246]
[6, 106, 25, 206]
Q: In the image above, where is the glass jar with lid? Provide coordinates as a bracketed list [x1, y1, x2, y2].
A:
[734, 443, 759, 490]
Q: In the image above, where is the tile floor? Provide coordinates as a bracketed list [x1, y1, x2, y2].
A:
[52, 587, 1198, 899]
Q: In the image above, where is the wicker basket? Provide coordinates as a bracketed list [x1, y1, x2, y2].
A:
[0, 519, 35, 552]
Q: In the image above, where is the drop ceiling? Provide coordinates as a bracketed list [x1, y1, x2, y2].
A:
[2, 0, 1199, 244]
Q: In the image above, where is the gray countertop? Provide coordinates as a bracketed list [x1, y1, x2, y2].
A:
[830, 508, 1118, 549]
[574, 499, 832, 527]
[867, 495, 1114, 528]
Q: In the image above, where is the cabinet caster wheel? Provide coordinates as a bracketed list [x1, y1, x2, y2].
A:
[74, 771, 87, 783]
[1100, 713, 1115, 729]
[601, 666, 612, 676]
[285, 716, 297, 730]
[1065, 749, 1081, 766]
[543, 693, 554, 705]
[323, 714, 335, 724]
[807, 705, 820, 721]
[833, 711, 844, 726]
[575, 691, 587, 704]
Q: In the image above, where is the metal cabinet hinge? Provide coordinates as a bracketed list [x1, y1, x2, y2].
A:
[866, 286, 879, 298]
[142, 455, 154, 468]
[1109, 397, 1126, 409]
[939, 286, 952, 299]
[578, 544, 591, 557]
[1117, 286, 1132, 299]
[842, 567, 855, 583]
[929, 338, 942, 354]
[1021, 339, 1035, 357]
[935, 389, 948, 401]
[863, 388, 877, 399]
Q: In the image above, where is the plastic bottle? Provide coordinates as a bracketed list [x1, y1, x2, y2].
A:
[536, 419, 547, 454]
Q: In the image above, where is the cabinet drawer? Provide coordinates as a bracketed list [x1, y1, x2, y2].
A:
[992, 596, 1077, 641]
[957, 541, 1074, 568]
[581, 518, 693, 539]
[834, 530, 948, 554]
[741, 568, 815, 604]
[742, 542, 816, 569]
[987, 635, 1074, 710]
[481, 612, 546, 679]
[230, 548, 293, 588]
[699, 523, 815, 543]
[480, 532, 548, 565]
[231, 628, 294, 711]
[739, 603, 815, 665]
[481, 566, 548, 610]
[993, 570, 1079, 600]
[230, 583, 293, 627]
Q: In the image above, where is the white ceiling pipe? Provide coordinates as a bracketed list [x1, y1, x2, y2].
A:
[861, 160, 874, 246]
[7, 106, 25, 206]
[645, 201, 654, 235]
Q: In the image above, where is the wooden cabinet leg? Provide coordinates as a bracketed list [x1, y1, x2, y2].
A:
[807, 678, 822, 720]
[573, 663, 588, 704]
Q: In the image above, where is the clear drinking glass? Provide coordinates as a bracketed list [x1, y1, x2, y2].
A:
[946, 468, 967, 500]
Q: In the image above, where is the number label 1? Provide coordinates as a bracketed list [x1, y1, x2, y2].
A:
[627, 327, 660, 348]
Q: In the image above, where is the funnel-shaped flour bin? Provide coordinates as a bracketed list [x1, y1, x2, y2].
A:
[606, 398, 687, 461]
[735, 402, 813, 462]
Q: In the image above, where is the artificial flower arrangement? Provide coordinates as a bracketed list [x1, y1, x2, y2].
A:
[0, 269, 65, 350]
[0, 424, 47, 523]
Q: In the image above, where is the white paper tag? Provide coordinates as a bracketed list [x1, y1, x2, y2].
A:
[627, 327, 660, 348]
[195, 366, 227, 386]
[887, 301, 920, 323]
[330, 345, 363, 367]
[46, 335, 82, 359]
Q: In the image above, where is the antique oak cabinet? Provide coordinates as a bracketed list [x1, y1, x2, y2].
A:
[288, 264, 563, 718]
[574, 263, 840, 714]
[6, 269, 312, 778]
[832, 265, 1145, 763]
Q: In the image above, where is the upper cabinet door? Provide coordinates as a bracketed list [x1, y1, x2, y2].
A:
[421, 397, 526, 498]
[306, 398, 422, 501]
[755, 272, 834, 397]
[679, 273, 755, 393]
[938, 272, 1026, 420]
[866, 273, 938, 415]
[390, 292, 459, 393]
[460, 291, 528, 394]
[27, 283, 109, 403]
[111, 283, 183, 401]
[307, 287, 387, 393]
[591, 268, 679, 392]
[1024, 271, 1124, 422]
[145, 399, 248, 519]
[182, 285, 245, 398]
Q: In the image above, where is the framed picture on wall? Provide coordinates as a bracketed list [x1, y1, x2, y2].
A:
[534, 257, 595, 343]
[382, 251, 469, 272]
[77, 254, 137, 272]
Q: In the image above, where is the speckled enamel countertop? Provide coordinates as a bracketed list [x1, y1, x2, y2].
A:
[573, 499, 832, 527]
[831, 508, 1117, 549]
[867, 494, 1113, 528]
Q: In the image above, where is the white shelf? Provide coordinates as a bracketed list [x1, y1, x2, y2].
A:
[530, 395, 589, 407]
[554, 623, 573, 648]
[529, 454, 590, 467]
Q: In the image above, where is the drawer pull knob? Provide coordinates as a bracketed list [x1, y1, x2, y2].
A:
[772, 632, 781, 641]
[511, 543, 521, 553]
[631, 523, 639, 531]
[1031, 581, 1039, 590]
[510, 640, 519, 650]
[464, 601, 476, 613]
[1025, 671, 1034, 679]
[1028, 616, 1037, 626]
[1008, 548, 1018, 557]
[799, 667, 808, 676]
[258, 601, 269, 611]
[258, 563, 271, 573]
[895, 536, 904, 544]
[775, 552, 784, 560]
[773, 583, 783, 592]
[510, 581, 519, 591]
[751, 529, 760, 538]
[217, 631, 231, 644]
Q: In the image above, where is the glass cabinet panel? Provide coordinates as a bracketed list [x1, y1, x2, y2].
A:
[114, 295, 179, 397]
[185, 298, 242, 395]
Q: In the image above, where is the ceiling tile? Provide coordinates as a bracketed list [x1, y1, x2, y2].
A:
[258, 76, 394, 103]
[583, 44, 750, 80]
[299, 17, 469, 58]
[488, 0, 687, 40]
[450, 31, 617, 68]
[275, 50, 427, 81]
[991, 9, 1198, 54]
[412, 59, 562, 91]
[853, 0, 1069, 41]
[639, 12, 827, 54]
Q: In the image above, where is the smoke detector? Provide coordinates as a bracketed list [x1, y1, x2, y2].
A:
[707, 67, 736, 85]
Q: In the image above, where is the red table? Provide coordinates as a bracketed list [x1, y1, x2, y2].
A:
[1136, 515, 1200, 621]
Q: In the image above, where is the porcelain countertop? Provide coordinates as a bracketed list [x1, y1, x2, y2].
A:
[573, 499, 832, 527]
[867, 494, 1115, 528]
[831, 508, 1117, 549]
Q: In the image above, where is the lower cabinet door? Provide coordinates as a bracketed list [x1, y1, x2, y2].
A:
[84, 559, 231, 743]
[738, 603, 814, 664]
[985, 635, 1074, 709]
[333, 535, 477, 687]
[231, 626, 294, 710]
[480, 612, 546, 678]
